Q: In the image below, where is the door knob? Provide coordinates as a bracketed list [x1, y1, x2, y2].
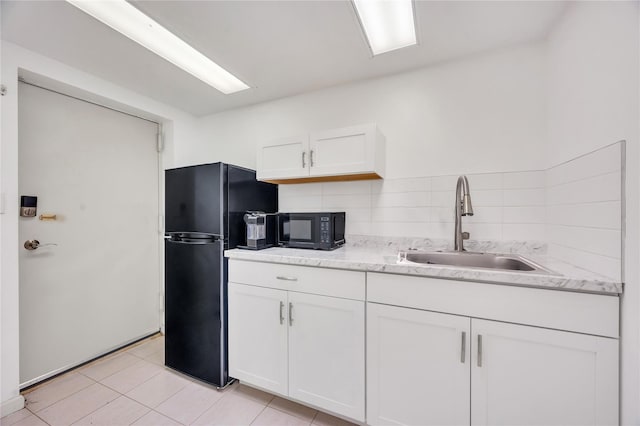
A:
[24, 239, 40, 250]
[24, 240, 57, 251]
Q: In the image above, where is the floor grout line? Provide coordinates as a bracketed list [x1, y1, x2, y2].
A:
[16, 334, 353, 426]
[24, 375, 99, 415]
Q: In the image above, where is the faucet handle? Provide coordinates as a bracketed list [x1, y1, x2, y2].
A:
[462, 232, 470, 240]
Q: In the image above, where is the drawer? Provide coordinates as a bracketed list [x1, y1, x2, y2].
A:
[367, 272, 619, 338]
[229, 259, 365, 301]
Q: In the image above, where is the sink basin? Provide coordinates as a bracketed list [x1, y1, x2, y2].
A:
[398, 251, 553, 274]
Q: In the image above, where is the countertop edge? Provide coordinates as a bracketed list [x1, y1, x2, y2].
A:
[225, 249, 623, 296]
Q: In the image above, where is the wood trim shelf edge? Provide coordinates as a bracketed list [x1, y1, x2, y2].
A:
[263, 172, 382, 185]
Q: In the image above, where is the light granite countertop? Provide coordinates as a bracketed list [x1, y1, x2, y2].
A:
[225, 236, 623, 295]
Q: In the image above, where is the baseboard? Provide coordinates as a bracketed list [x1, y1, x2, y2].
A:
[1, 394, 25, 417]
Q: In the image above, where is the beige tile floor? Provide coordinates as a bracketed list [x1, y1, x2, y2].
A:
[1, 335, 356, 426]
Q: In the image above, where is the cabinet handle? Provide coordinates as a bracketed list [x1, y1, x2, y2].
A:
[279, 301, 284, 325]
[477, 334, 483, 367]
[461, 331, 466, 363]
[310, 149, 315, 167]
[276, 276, 298, 282]
[302, 151, 306, 168]
[289, 302, 294, 326]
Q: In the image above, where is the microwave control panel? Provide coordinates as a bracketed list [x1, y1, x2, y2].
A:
[320, 216, 330, 243]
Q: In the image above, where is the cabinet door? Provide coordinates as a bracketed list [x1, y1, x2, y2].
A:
[228, 283, 288, 396]
[471, 319, 618, 426]
[367, 303, 471, 426]
[288, 292, 365, 421]
[257, 135, 309, 181]
[308, 124, 379, 177]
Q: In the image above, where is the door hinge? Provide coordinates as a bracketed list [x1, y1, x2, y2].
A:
[156, 132, 164, 153]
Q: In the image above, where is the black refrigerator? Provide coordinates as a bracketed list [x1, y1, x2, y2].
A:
[164, 162, 278, 387]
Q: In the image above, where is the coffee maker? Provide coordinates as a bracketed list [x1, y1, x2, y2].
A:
[241, 211, 276, 250]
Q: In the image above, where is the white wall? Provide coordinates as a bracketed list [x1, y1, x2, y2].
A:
[183, 42, 547, 177]
[545, 2, 639, 424]
[0, 41, 198, 415]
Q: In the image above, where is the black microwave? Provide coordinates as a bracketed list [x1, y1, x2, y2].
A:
[277, 212, 346, 250]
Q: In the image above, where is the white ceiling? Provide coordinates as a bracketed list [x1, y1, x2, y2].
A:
[1, 1, 566, 117]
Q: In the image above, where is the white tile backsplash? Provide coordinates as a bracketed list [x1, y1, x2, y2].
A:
[547, 225, 621, 259]
[503, 206, 546, 224]
[547, 171, 621, 205]
[503, 171, 545, 189]
[470, 189, 504, 206]
[430, 191, 454, 207]
[431, 175, 459, 191]
[322, 194, 371, 209]
[545, 141, 624, 280]
[372, 177, 431, 193]
[371, 206, 430, 223]
[545, 142, 622, 187]
[466, 173, 503, 190]
[276, 141, 624, 280]
[547, 201, 621, 230]
[503, 188, 546, 206]
[322, 180, 371, 195]
[277, 182, 322, 197]
[372, 191, 431, 207]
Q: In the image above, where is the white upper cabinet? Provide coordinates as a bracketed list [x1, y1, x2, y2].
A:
[257, 134, 309, 181]
[257, 123, 385, 183]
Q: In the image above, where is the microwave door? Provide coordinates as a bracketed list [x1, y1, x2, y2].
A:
[280, 215, 317, 247]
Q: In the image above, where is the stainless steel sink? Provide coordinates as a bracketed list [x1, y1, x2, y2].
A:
[398, 251, 553, 274]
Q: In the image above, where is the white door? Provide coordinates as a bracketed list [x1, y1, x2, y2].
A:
[471, 319, 619, 426]
[18, 82, 160, 386]
[367, 303, 471, 426]
[228, 282, 288, 396]
[288, 292, 365, 421]
[257, 135, 309, 181]
[308, 124, 376, 177]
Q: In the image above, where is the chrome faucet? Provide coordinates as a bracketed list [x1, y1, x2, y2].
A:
[454, 175, 474, 251]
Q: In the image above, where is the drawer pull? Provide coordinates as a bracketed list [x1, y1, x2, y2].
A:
[289, 302, 294, 326]
[477, 334, 483, 367]
[279, 301, 285, 325]
[461, 331, 466, 363]
[302, 152, 306, 168]
[276, 276, 298, 282]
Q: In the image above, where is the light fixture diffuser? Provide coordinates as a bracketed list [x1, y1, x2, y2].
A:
[352, 0, 417, 55]
[66, 0, 249, 94]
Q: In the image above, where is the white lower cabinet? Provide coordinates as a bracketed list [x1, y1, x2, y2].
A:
[228, 280, 365, 422]
[229, 263, 619, 426]
[367, 303, 471, 426]
[471, 319, 618, 426]
[367, 302, 619, 426]
[228, 284, 288, 395]
[289, 292, 365, 420]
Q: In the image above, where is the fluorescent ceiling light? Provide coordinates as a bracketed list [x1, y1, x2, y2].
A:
[66, 0, 249, 94]
[352, 0, 417, 55]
